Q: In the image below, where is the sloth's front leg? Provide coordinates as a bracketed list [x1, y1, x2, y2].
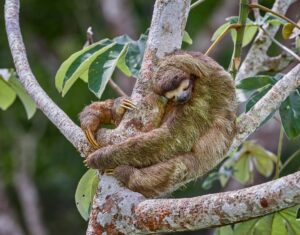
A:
[79, 97, 136, 149]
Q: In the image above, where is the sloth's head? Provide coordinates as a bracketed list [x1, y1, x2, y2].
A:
[153, 54, 207, 104]
[154, 67, 195, 104]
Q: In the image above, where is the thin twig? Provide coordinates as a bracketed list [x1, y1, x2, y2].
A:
[250, 0, 260, 20]
[275, 126, 284, 179]
[86, 26, 94, 45]
[108, 79, 127, 96]
[230, 0, 249, 78]
[248, 3, 300, 30]
[205, 24, 240, 56]
[280, 148, 300, 174]
[190, 0, 206, 10]
[260, 26, 300, 62]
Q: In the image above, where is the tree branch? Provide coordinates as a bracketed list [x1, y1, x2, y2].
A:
[4, 0, 90, 155]
[134, 171, 300, 233]
[233, 64, 300, 148]
[236, 0, 297, 80]
[87, 0, 192, 234]
[88, 171, 300, 234]
[260, 26, 300, 62]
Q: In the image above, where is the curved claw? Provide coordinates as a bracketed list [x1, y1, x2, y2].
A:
[83, 159, 89, 168]
[104, 169, 115, 176]
[121, 98, 136, 110]
[84, 129, 100, 149]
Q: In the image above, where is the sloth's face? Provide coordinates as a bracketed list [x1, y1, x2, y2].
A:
[164, 78, 193, 104]
[154, 67, 194, 104]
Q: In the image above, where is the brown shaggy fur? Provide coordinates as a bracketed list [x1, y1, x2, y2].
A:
[81, 51, 237, 198]
[79, 97, 130, 143]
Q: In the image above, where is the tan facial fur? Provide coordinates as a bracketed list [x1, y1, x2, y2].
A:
[165, 79, 190, 100]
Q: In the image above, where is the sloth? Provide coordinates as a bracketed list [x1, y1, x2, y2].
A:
[80, 51, 236, 197]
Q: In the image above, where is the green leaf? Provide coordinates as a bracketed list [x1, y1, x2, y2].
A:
[218, 150, 237, 187]
[219, 160, 234, 187]
[273, 214, 289, 235]
[75, 169, 99, 221]
[202, 171, 220, 190]
[211, 22, 231, 42]
[226, 16, 239, 24]
[55, 39, 112, 92]
[236, 75, 275, 90]
[265, 15, 287, 26]
[282, 23, 294, 40]
[0, 78, 16, 110]
[233, 218, 259, 235]
[231, 142, 276, 184]
[225, 17, 257, 47]
[62, 42, 116, 96]
[231, 24, 258, 47]
[56, 33, 147, 97]
[9, 76, 36, 119]
[233, 153, 252, 184]
[80, 70, 89, 83]
[279, 206, 300, 234]
[233, 204, 300, 235]
[236, 75, 278, 103]
[296, 37, 300, 53]
[267, 19, 286, 26]
[183, 31, 193, 45]
[250, 143, 277, 177]
[88, 44, 129, 98]
[116, 46, 132, 77]
[279, 90, 300, 139]
[214, 226, 233, 235]
[245, 84, 272, 112]
[296, 207, 300, 221]
[253, 215, 274, 235]
[114, 34, 147, 78]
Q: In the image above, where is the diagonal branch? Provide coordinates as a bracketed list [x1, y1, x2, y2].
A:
[233, 64, 300, 148]
[4, 0, 90, 155]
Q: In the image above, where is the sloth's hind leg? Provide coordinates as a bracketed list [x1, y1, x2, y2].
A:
[113, 153, 199, 198]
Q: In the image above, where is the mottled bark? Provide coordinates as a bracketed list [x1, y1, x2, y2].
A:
[134, 172, 300, 233]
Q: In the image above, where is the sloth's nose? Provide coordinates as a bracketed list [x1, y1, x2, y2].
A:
[176, 92, 190, 104]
